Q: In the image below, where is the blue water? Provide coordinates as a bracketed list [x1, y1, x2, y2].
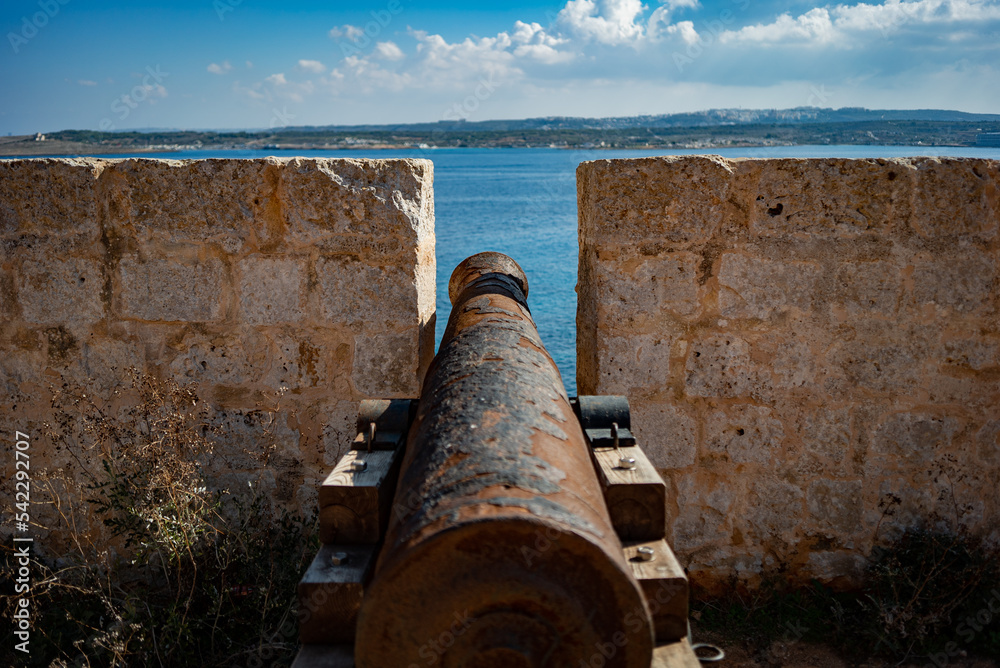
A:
[21, 145, 1000, 395]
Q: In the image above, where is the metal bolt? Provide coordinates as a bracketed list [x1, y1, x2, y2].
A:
[331, 552, 349, 566]
[618, 456, 636, 470]
[351, 459, 368, 472]
[636, 546, 655, 562]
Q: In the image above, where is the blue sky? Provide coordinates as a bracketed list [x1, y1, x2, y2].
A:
[1, 0, 998, 134]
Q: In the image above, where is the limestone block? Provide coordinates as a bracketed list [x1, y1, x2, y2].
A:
[942, 337, 1000, 371]
[120, 254, 226, 322]
[281, 158, 434, 252]
[352, 330, 420, 397]
[745, 477, 804, 537]
[718, 253, 820, 319]
[910, 158, 999, 240]
[685, 335, 766, 399]
[596, 334, 675, 394]
[262, 329, 350, 390]
[755, 330, 820, 392]
[912, 251, 994, 314]
[0, 159, 103, 242]
[0, 269, 14, 319]
[806, 480, 863, 534]
[105, 158, 279, 250]
[832, 261, 901, 317]
[806, 551, 866, 583]
[704, 404, 784, 464]
[578, 156, 735, 247]
[239, 255, 307, 325]
[594, 253, 700, 324]
[746, 158, 907, 238]
[976, 421, 1000, 466]
[632, 401, 697, 469]
[317, 255, 415, 328]
[671, 505, 730, 553]
[796, 406, 851, 463]
[18, 256, 104, 324]
[167, 326, 270, 386]
[828, 338, 923, 396]
[870, 412, 958, 469]
[70, 338, 146, 393]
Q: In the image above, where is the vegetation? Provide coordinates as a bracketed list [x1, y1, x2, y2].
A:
[692, 498, 1000, 665]
[0, 370, 316, 667]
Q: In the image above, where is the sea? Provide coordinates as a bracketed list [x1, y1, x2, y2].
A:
[22, 145, 1000, 395]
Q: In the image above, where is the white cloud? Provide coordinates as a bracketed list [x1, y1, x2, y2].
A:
[374, 41, 405, 61]
[666, 20, 700, 45]
[329, 24, 364, 41]
[720, 0, 1000, 46]
[207, 61, 233, 75]
[265, 73, 288, 86]
[78, 79, 98, 86]
[722, 8, 836, 44]
[557, 0, 647, 45]
[297, 59, 326, 73]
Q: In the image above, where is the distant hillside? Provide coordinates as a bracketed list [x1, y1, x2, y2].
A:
[284, 107, 1000, 134]
[4, 107, 1000, 157]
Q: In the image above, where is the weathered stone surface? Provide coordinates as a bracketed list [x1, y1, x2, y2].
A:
[807, 480, 863, 534]
[597, 333, 676, 393]
[832, 261, 901, 317]
[238, 255, 307, 325]
[910, 158, 999, 240]
[0, 158, 104, 241]
[120, 254, 226, 322]
[632, 401, 697, 468]
[685, 335, 764, 399]
[746, 158, 907, 238]
[352, 330, 420, 397]
[718, 253, 821, 319]
[578, 156, 999, 587]
[18, 256, 104, 324]
[317, 255, 415, 328]
[281, 158, 434, 251]
[578, 156, 735, 247]
[105, 158, 279, 250]
[870, 412, 958, 468]
[0, 157, 435, 550]
[912, 251, 994, 313]
[705, 404, 784, 464]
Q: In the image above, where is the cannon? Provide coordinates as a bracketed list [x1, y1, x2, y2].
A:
[294, 253, 698, 668]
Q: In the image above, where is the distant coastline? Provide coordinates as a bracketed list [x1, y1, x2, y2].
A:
[3, 106, 1000, 157]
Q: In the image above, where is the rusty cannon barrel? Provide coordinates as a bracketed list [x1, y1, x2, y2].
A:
[356, 252, 653, 668]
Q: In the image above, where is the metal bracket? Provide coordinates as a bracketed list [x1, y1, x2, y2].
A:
[571, 395, 636, 448]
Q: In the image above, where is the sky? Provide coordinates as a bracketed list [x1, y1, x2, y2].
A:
[1, 0, 998, 134]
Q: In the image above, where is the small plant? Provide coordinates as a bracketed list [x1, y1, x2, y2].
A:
[1, 369, 317, 667]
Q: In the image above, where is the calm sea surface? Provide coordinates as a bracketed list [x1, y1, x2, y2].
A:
[29, 145, 1000, 394]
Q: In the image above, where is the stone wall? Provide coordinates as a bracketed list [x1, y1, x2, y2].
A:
[577, 156, 999, 587]
[0, 157, 434, 547]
